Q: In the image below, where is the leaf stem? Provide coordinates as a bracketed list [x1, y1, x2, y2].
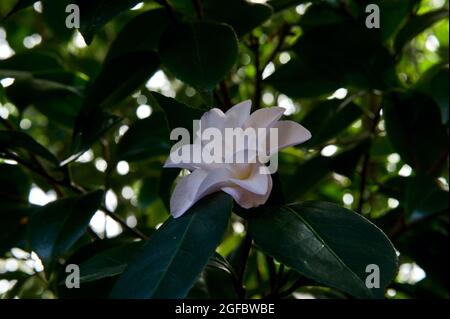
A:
[250, 35, 262, 110]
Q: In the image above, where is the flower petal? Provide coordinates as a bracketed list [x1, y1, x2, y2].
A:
[244, 107, 285, 130]
[164, 144, 203, 170]
[224, 100, 252, 128]
[230, 164, 270, 195]
[170, 167, 234, 218]
[200, 108, 226, 131]
[170, 169, 209, 218]
[269, 120, 311, 154]
[222, 173, 272, 209]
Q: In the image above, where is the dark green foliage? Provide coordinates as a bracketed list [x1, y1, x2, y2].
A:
[0, 0, 447, 300]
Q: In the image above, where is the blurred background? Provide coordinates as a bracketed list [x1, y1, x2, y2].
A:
[0, 0, 448, 299]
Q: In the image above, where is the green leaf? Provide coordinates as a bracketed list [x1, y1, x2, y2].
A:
[0, 50, 64, 75]
[28, 190, 104, 269]
[0, 130, 60, 166]
[265, 58, 341, 98]
[105, 8, 170, 63]
[42, 0, 75, 41]
[188, 253, 239, 299]
[416, 64, 449, 124]
[298, 2, 349, 31]
[117, 112, 171, 161]
[110, 192, 232, 298]
[79, 241, 144, 283]
[293, 21, 398, 92]
[69, 51, 159, 157]
[150, 92, 204, 132]
[159, 21, 238, 89]
[405, 175, 449, 224]
[68, 110, 122, 161]
[3, 0, 36, 20]
[377, 0, 419, 41]
[76, 0, 144, 44]
[158, 168, 180, 211]
[83, 51, 159, 110]
[201, 0, 273, 37]
[4, 77, 83, 121]
[383, 91, 449, 176]
[0, 164, 31, 256]
[267, 5, 398, 96]
[395, 8, 449, 51]
[248, 201, 398, 298]
[283, 140, 369, 200]
[302, 100, 363, 148]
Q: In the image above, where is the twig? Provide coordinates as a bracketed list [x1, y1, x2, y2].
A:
[155, 0, 177, 22]
[219, 81, 232, 111]
[192, 0, 203, 20]
[101, 205, 148, 240]
[265, 255, 277, 294]
[356, 93, 382, 214]
[250, 35, 262, 110]
[390, 209, 448, 239]
[264, 23, 290, 68]
[0, 116, 15, 130]
[236, 230, 253, 298]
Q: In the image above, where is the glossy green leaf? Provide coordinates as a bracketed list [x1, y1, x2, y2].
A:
[188, 253, 239, 299]
[293, 21, 398, 92]
[158, 167, 180, 211]
[68, 110, 122, 161]
[405, 175, 449, 223]
[117, 112, 171, 161]
[265, 58, 341, 98]
[383, 91, 449, 176]
[79, 241, 144, 283]
[416, 64, 449, 124]
[75, 0, 144, 44]
[83, 51, 159, 110]
[3, 0, 36, 20]
[168, 0, 272, 36]
[105, 8, 170, 63]
[69, 50, 159, 157]
[0, 164, 32, 255]
[0, 130, 60, 166]
[110, 192, 232, 298]
[302, 100, 363, 148]
[159, 21, 238, 89]
[248, 201, 398, 298]
[150, 92, 204, 132]
[28, 190, 104, 268]
[42, 0, 74, 41]
[201, 0, 273, 37]
[283, 141, 369, 200]
[377, 0, 419, 41]
[395, 8, 449, 51]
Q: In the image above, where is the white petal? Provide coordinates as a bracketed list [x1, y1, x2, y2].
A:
[270, 120, 311, 153]
[224, 100, 252, 128]
[244, 107, 285, 129]
[222, 173, 272, 209]
[197, 167, 234, 197]
[170, 168, 233, 218]
[200, 108, 226, 130]
[164, 144, 201, 170]
[170, 169, 209, 218]
[230, 164, 270, 195]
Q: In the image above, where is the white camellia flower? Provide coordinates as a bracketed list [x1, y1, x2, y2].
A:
[165, 100, 311, 218]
